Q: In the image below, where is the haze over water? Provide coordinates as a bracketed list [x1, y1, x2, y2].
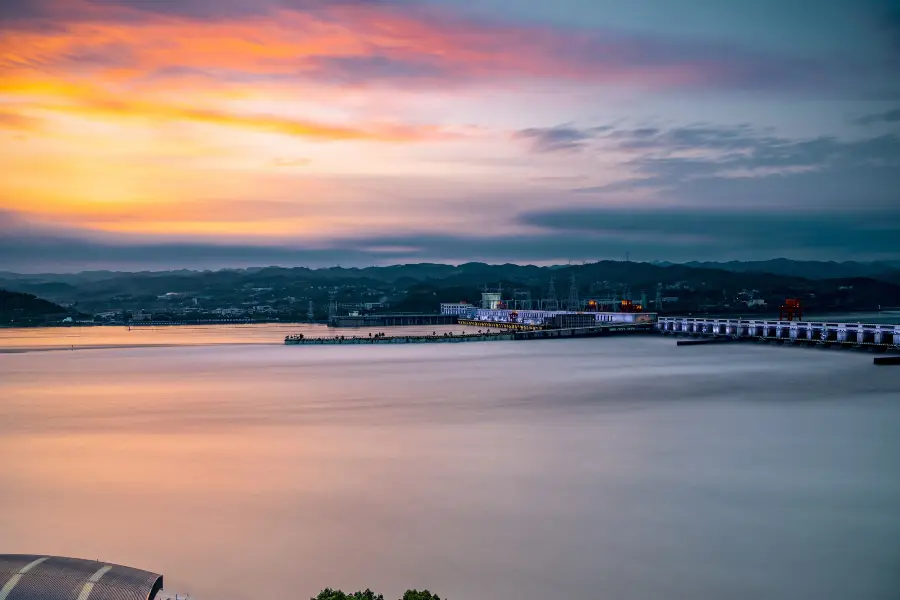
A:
[2, 332, 899, 600]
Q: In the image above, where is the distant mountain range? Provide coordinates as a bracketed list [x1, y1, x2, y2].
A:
[3, 258, 899, 284]
[679, 259, 900, 282]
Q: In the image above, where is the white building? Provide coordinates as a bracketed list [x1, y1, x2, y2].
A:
[440, 302, 475, 316]
[470, 308, 656, 326]
[481, 293, 502, 310]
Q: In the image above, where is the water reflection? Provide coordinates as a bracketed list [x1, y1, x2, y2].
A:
[0, 323, 480, 351]
[2, 336, 899, 600]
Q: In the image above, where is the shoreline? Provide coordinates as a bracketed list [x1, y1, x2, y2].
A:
[0, 321, 323, 330]
[0, 342, 281, 354]
[4, 308, 900, 330]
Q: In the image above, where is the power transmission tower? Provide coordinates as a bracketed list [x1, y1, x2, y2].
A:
[568, 274, 579, 311]
[545, 276, 558, 311]
[307, 300, 315, 322]
[327, 291, 337, 321]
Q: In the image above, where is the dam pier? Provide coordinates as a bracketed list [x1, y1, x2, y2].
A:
[656, 316, 900, 351]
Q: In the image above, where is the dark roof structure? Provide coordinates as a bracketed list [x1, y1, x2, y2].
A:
[0, 555, 163, 600]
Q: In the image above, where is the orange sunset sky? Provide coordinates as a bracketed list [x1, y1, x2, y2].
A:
[1, 0, 898, 270]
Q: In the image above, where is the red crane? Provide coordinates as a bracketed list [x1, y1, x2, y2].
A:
[779, 298, 802, 321]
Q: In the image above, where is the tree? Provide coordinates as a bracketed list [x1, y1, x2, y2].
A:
[311, 589, 384, 600]
[310, 589, 442, 600]
[402, 590, 442, 600]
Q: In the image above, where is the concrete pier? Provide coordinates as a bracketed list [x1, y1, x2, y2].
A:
[457, 318, 543, 331]
[287, 332, 511, 345]
[286, 322, 654, 346]
[657, 316, 900, 351]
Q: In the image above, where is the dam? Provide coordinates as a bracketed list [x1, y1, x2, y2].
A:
[294, 299, 900, 358]
[656, 316, 900, 350]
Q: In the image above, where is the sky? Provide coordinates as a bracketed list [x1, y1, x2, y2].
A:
[1, 0, 899, 272]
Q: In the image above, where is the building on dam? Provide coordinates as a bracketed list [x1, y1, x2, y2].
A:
[442, 293, 656, 327]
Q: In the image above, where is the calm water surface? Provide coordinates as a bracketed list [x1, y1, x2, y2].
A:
[0, 323, 479, 350]
[1, 330, 899, 600]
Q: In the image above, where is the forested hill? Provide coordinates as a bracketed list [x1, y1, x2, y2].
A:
[1, 259, 898, 319]
[682, 259, 900, 282]
[0, 289, 73, 325]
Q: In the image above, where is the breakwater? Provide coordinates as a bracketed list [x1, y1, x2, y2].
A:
[285, 323, 653, 346]
[286, 332, 514, 345]
[457, 319, 543, 331]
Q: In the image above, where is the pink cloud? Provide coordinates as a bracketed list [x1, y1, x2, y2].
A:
[0, 0, 802, 92]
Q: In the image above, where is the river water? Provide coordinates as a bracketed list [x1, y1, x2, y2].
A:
[0, 323, 479, 351]
[1, 329, 899, 600]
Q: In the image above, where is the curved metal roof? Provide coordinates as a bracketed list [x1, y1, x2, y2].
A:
[0, 555, 163, 600]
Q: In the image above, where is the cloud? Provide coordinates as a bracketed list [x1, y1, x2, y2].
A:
[297, 55, 454, 85]
[571, 124, 900, 191]
[0, 0, 876, 95]
[521, 123, 900, 177]
[4, 203, 900, 272]
[517, 207, 900, 258]
[606, 123, 759, 152]
[877, 0, 900, 52]
[563, 125, 900, 222]
[514, 124, 613, 153]
[89, 101, 441, 141]
[854, 107, 900, 125]
[271, 157, 311, 167]
[0, 77, 449, 141]
[0, 0, 390, 22]
[0, 110, 41, 131]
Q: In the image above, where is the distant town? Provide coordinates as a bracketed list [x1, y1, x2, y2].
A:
[2, 259, 899, 327]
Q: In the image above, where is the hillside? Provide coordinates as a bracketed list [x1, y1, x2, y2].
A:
[2, 259, 898, 321]
[0, 289, 75, 325]
[683, 259, 900, 282]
